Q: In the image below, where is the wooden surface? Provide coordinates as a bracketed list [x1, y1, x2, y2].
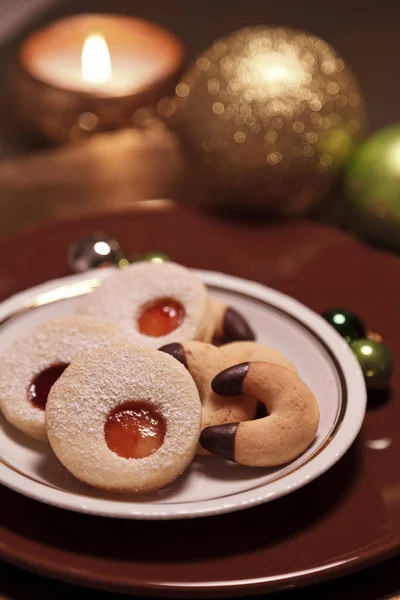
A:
[0, 123, 181, 235]
[0, 0, 399, 234]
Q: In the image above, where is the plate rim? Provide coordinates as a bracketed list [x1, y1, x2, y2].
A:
[0, 268, 367, 520]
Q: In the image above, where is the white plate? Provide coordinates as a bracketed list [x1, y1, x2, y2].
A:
[0, 269, 366, 519]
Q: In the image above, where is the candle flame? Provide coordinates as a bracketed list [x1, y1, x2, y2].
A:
[81, 34, 111, 84]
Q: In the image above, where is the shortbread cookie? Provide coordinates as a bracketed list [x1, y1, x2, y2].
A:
[0, 316, 127, 441]
[77, 262, 213, 348]
[201, 361, 320, 466]
[46, 345, 201, 494]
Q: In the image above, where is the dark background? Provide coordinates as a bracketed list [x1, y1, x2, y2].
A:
[0, 0, 400, 157]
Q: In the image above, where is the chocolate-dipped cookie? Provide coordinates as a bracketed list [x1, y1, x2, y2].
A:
[201, 361, 319, 467]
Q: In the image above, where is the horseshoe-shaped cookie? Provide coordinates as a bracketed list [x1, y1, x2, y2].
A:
[159, 341, 298, 454]
[200, 361, 320, 466]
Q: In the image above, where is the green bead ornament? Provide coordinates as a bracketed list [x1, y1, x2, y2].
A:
[345, 125, 400, 252]
[350, 339, 393, 390]
[134, 252, 170, 264]
[322, 308, 366, 343]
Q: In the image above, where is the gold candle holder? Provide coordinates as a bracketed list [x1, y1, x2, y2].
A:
[14, 14, 184, 143]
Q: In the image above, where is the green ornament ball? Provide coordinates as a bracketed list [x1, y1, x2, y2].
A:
[350, 339, 393, 390]
[135, 252, 170, 264]
[345, 124, 400, 251]
[322, 308, 366, 343]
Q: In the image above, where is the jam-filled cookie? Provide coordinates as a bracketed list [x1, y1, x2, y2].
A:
[200, 361, 320, 466]
[77, 262, 213, 348]
[0, 316, 127, 441]
[46, 345, 201, 494]
[159, 340, 296, 454]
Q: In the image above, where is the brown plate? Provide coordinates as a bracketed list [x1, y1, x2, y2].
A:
[1, 207, 400, 596]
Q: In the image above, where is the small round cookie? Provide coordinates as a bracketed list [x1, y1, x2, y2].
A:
[77, 262, 213, 348]
[46, 345, 201, 494]
[0, 316, 127, 441]
[201, 361, 320, 467]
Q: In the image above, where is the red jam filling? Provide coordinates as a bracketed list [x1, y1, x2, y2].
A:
[104, 402, 166, 459]
[28, 363, 69, 410]
[138, 297, 185, 337]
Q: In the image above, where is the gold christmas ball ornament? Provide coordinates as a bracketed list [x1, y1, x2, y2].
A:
[171, 26, 366, 216]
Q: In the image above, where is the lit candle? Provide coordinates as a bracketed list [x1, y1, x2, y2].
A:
[14, 14, 184, 142]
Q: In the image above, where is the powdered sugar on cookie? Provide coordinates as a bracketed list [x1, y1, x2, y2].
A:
[46, 345, 201, 493]
[0, 315, 128, 441]
[76, 262, 213, 347]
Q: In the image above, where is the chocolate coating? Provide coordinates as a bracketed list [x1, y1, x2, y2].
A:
[212, 362, 249, 396]
[158, 342, 188, 369]
[200, 422, 238, 461]
[223, 307, 255, 341]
